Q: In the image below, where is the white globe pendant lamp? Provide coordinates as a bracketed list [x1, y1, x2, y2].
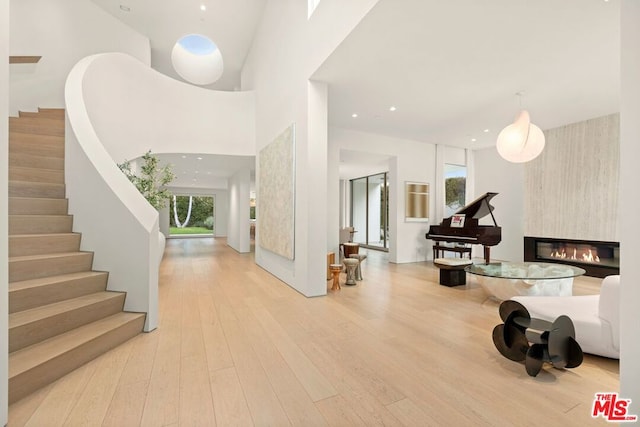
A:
[496, 110, 545, 163]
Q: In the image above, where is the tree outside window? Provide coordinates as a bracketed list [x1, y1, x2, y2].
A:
[444, 164, 466, 217]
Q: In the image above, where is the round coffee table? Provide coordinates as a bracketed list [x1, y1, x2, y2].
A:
[465, 262, 586, 300]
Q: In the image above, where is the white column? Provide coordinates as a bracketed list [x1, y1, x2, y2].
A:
[1, 0, 10, 421]
[306, 80, 329, 296]
[228, 169, 251, 253]
[620, 0, 640, 405]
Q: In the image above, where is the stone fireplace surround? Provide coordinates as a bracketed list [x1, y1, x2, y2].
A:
[523, 114, 619, 278]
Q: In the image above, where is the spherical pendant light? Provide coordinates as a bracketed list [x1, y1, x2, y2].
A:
[496, 110, 545, 163]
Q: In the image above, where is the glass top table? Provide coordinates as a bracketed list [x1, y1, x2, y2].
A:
[465, 262, 586, 300]
[465, 262, 585, 280]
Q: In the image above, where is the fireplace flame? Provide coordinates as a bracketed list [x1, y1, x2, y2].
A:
[550, 247, 600, 263]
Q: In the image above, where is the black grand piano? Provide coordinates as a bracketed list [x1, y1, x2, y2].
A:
[425, 192, 501, 264]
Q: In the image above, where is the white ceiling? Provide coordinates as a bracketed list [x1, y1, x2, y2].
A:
[154, 153, 255, 190]
[92, 0, 620, 185]
[90, 0, 266, 91]
[314, 0, 620, 150]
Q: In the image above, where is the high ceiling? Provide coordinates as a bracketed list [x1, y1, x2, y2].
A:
[91, 0, 620, 185]
[314, 0, 620, 151]
[90, 0, 266, 91]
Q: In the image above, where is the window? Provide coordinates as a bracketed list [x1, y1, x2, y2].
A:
[308, 0, 322, 18]
[444, 164, 466, 217]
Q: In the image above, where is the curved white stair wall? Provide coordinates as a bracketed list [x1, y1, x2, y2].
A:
[64, 53, 254, 332]
[74, 52, 254, 161]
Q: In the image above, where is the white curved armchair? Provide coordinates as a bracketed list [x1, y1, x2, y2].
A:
[512, 275, 619, 359]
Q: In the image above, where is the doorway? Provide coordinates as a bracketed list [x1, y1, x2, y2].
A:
[350, 172, 389, 250]
[169, 195, 215, 236]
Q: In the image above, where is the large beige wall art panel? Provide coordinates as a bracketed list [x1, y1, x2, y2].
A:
[258, 124, 295, 260]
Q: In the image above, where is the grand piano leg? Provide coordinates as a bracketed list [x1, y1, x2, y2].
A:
[484, 246, 491, 264]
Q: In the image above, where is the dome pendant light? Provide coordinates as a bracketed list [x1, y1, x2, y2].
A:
[496, 96, 545, 163]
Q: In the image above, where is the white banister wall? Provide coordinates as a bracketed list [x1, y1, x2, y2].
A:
[65, 56, 159, 331]
[79, 53, 255, 162]
[65, 53, 256, 330]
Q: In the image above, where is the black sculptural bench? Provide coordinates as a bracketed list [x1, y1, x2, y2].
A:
[492, 300, 583, 377]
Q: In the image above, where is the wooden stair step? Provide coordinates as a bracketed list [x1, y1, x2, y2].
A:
[9, 197, 68, 215]
[17, 111, 43, 119]
[18, 109, 65, 120]
[9, 180, 65, 199]
[9, 214, 73, 235]
[9, 117, 65, 137]
[8, 311, 145, 404]
[9, 152, 64, 170]
[9, 292, 126, 353]
[9, 132, 64, 158]
[9, 166, 64, 184]
[9, 252, 93, 283]
[9, 271, 108, 314]
[37, 108, 65, 120]
[9, 233, 81, 257]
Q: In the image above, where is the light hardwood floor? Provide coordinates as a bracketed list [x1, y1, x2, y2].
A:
[9, 238, 619, 426]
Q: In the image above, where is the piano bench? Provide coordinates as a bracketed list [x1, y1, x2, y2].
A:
[434, 258, 473, 287]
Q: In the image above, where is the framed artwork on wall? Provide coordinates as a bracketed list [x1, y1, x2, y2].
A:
[258, 124, 296, 260]
[405, 181, 429, 222]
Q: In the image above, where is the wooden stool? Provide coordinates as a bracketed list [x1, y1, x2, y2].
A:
[433, 258, 473, 286]
[343, 258, 359, 286]
[349, 253, 367, 280]
[327, 252, 335, 280]
[329, 264, 342, 291]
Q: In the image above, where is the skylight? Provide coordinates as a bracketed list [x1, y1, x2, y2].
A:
[171, 34, 224, 85]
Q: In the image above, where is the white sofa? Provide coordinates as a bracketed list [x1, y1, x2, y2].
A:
[511, 275, 619, 359]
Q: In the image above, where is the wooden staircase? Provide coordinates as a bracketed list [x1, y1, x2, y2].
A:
[7, 108, 146, 404]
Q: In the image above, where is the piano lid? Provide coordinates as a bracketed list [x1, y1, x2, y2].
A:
[454, 192, 498, 220]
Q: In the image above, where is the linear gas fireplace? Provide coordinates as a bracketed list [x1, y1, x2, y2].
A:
[524, 237, 619, 278]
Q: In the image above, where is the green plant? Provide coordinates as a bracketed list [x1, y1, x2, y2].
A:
[118, 150, 175, 210]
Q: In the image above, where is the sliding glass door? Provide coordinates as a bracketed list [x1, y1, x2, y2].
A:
[350, 172, 389, 250]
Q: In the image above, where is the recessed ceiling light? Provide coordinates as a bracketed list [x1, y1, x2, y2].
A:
[471, 138, 477, 142]
[389, 106, 397, 112]
[352, 113, 358, 118]
[200, 4, 206, 11]
[197, 156, 203, 160]
[119, 5, 130, 12]
[483, 129, 490, 133]
[181, 155, 186, 158]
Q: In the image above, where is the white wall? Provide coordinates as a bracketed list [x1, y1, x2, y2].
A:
[1, 0, 9, 421]
[330, 127, 436, 263]
[227, 170, 251, 253]
[167, 187, 229, 238]
[9, 0, 150, 115]
[81, 53, 255, 163]
[473, 147, 524, 262]
[620, 0, 640, 408]
[242, 0, 378, 297]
